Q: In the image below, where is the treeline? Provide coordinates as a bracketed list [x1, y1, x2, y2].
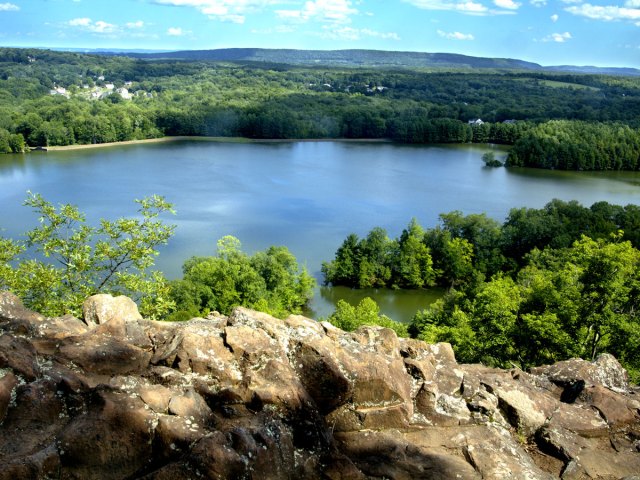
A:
[323, 199, 640, 379]
[507, 120, 640, 170]
[322, 199, 640, 290]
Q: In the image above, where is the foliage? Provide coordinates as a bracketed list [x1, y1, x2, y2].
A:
[482, 151, 503, 167]
[0, 192, 176, 318]
[326, 297, 409, 338]
[168, 236, 315, 320]
[507, 120, 640, 170]
[410, 234, 640, 379]
[322, 220, 437, 290]
[325, 201, 640, 379]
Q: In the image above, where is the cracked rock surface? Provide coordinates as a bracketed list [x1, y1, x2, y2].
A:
[1, 291, 639, 479]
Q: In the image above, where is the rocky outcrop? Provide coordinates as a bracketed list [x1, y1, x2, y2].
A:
[0, 290, 639, 479]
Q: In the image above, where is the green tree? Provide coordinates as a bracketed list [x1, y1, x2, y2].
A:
[170, 236, 315, 319]
[392, 218, 435, 288]
[0, 192, 176, 318]
[327, 297, 408, 337]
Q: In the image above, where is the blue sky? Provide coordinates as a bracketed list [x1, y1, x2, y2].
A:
[1, 0, 639, 67]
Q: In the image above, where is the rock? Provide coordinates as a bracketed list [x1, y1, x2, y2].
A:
[56, 389, 155, 480]
[531, 354, 630, 398]
[0, 371, 18, 423]
[0, 334, 40, 381]
[0, 294, 639, 479]
[492, 380, 559, 437]
[578, 385, 639, 428]
[82, 293, 142, 328]
[58, 333, 152, 375]
[139, 384, 172, 413]
[0, 291, 44, 323]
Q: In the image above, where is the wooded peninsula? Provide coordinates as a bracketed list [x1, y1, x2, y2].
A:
[1, 47, 640, 170]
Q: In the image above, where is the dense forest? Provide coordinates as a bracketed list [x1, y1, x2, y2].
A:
[322, 199, 640, 380]
[1, 47, 640, 170]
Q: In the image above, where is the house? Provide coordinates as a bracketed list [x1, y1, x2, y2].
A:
[104, 83, 115, 91]
[503, 119, 517, 124]
[116, 88, 132, 100]
[468, 119, 484, 126]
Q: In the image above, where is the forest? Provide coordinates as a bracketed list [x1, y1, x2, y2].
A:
[1, 47, 640, 170]
[322, 199, 640, 380]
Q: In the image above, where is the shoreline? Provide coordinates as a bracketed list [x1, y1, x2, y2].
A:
[40, 136, 393, 152]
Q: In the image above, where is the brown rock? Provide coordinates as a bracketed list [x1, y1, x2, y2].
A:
[290, 341, 351, 414]
[33, 314, 88, 339]
[139, 384, 172, 413]
[491, 380, 559, 437]
[0, 291, 44, 323]
[0, 371, 18, 422]
[531, 354, 630, 399]
[57, 389, 155, 480]
[83, 293, 143, 327]
[58, 332, 152, 375]
[0, 334, 40, 380]
[167, 388, 213, 426]
[154, 414, 207, 459]
[578, 385, 639, 427]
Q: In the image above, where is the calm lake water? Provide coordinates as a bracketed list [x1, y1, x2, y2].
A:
[2, 139, 640, 322]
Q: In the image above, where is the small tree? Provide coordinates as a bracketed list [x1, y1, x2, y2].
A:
[482, 151, 503, 167]
[0, 192, 176, 318]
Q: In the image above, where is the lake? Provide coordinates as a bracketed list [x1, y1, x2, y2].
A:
[2, 139, 640, 322]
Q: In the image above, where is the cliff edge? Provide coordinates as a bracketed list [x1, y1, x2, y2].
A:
[1, 291, 639, 479]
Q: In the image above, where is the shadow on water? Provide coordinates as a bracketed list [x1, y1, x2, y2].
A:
[305, 285, 446, 324]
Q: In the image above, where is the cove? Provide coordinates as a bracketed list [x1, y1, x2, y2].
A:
[1, 139, 640, 322]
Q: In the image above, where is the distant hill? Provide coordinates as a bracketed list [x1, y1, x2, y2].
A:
[120, 47, 640, 75]
[125, 48, 543, 70]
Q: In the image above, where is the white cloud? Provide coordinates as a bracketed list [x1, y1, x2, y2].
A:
[68, 17, 92, 27]
[154, 0, 282, 23]
[494, 0, 521, 10]
[437, 29, 475, 39]
[319, 25, 400, 40]
[126, 21, 145, 29]
[530, 0, 546, 6]
[0, 2, 19, 11]
[66, 17, 117, 33]
[566, 3, 640, 22]
[167, 27, 185, 36]
[543, 31, 572, 42]
[92, 21, 117, 33]
[276, 0, 358, 24]
[626, 0, 640, 7]
[551, 13, 559, 21]
[402, 0, 505, 15]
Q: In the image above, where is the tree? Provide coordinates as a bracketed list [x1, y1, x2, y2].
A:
[169, 236, 315, 319]
[482, 151, 503, 167]
[0, 192, 176, 318]
[327, 297, 408, 337]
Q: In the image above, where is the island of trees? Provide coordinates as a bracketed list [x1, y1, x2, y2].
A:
[1, 47, 640, 170]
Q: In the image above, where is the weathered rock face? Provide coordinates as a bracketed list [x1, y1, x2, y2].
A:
[1, 291, 639, 480]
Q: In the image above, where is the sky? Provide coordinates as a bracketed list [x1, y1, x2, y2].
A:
[0, 0, 639, 68]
